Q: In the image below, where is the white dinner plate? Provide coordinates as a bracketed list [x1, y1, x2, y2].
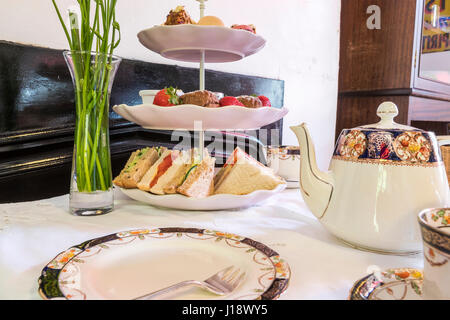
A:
[113, 104, 289, 130]
[137, 25, 266, 63]
[38, 227, 290, 300]
[118, 184, 286, 211]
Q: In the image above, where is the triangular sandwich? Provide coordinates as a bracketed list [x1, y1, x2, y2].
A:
[214, 147, 285, 195]
[176, 150, 216, 198]
[163, 148, 205, 194]
[137, 149, 190, 194]
[113, 147, 164, 189]
[149, 149, 192, 195]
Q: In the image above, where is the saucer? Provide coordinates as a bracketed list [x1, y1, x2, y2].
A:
[349, 268, 423, 300]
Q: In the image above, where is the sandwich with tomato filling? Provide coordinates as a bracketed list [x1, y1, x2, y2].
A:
[113, 147, 165, 189]
[137, 149, 189, 194]
[214, 147, 285, 195]
[137, 148, 216, 198]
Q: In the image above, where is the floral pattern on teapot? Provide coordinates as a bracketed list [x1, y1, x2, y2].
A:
[333, 129, 439, 166]
[337, 130, 367, 159]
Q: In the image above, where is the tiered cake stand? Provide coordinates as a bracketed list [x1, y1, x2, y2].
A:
[112, 0, 289, 210]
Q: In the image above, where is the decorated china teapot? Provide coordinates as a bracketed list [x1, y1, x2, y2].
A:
[291, 102, 450, 254]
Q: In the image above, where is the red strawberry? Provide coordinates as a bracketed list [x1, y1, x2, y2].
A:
[231, 24, 256, 34]
[153, 87, 181, 106]
[258, 95, 271, 107]
[219, 96, 245, 107]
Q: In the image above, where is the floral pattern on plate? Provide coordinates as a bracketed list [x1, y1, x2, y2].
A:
[270, 255, 290, 279]
[116, 228, 159, 238]
[203, 230, 246, 242]
[393, 131, 432, 163]
[47, 247, 83, 269]
[349, 268, 423, 300]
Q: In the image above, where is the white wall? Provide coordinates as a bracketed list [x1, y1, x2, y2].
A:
[0, 0, 341, 170]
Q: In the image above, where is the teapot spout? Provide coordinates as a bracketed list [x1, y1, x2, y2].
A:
[290, 123, 334, 219]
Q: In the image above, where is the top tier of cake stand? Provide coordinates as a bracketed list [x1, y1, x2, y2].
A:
[137, 24, 267, 63]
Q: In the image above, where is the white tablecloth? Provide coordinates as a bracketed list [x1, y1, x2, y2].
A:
[0, 188, 422, 300]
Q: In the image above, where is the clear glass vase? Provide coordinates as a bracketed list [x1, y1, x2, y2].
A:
[64, 51, 121, 216]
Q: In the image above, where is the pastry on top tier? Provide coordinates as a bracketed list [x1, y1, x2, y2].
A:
[164, 6, 195, 25]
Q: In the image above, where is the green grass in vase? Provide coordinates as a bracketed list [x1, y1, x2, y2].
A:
[52, 0, 121, 192]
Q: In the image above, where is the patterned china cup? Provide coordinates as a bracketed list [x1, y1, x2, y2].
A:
[418, 208, 450, 300]
[266, 146, 300, 186]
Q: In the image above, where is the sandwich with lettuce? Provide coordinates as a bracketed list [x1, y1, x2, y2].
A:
[176, 149, 216, 198]
[113, 147, 165, 189]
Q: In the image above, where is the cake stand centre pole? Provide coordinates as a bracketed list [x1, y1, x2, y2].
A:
[196, 0, 208, 159]
[197, 0, 207, 91]
[197, 0, 207, 18]
[194, 121, 205, 160]
[198, 130, 205, 158]
[200, 51, 205, 91]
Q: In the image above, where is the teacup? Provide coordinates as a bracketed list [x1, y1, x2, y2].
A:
[266, 146, 300, 188]
[418, 208, 450, 300]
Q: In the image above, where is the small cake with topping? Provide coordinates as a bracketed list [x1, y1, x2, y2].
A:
[164, 6, 195, 25]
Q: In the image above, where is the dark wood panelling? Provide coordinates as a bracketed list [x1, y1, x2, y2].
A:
[0, 41, 285, 203]
[339, 0, 417, 93]
[411, 120, 450, 134]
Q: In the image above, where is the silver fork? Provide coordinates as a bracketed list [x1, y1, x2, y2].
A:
[135, 266, 246, 300]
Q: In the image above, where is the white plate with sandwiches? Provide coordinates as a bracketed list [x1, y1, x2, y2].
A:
[118, 185, 286, 211]
[112, 104, 289, 131]
[114, 147, 287, 211]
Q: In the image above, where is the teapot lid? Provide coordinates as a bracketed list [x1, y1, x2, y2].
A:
[358, 102, 418, 131]
[334, 101, 441, 166]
